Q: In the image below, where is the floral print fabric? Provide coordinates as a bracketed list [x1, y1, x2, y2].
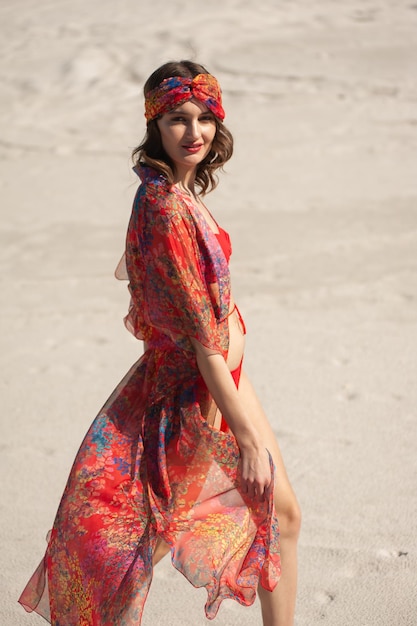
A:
[144, 74, 225, 122]
[19, 166, 281, 625]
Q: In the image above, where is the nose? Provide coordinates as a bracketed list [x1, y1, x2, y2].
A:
[187, 119, 202, 141]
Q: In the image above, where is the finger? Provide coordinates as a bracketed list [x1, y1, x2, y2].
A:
[248, 483, 256, 500]
[259, 480, 272, 502]
[240, 477, 252, 496]
[246, 481, 257, 500]
[258, 485, 267, 502]
[256, 484, 266, 500]
[263, 481, 272, 501]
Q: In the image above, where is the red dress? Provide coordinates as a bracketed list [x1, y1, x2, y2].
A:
[19, 167, 280, 625]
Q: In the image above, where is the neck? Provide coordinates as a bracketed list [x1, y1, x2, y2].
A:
[173, 168, 198, 198]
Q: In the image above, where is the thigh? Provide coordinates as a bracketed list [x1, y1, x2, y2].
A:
[237, 368, 298, 516]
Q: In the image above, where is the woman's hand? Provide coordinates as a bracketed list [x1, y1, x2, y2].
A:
[238, 444, 272, 502]
[191, 341, 273, 502]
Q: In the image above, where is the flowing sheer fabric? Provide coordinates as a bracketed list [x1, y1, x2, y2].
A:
[19, 167, 280, 625]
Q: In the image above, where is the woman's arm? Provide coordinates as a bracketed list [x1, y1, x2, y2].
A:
[190, 338, 272, 502]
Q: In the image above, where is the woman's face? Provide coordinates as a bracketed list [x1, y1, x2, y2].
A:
[157, 99, 216, 179]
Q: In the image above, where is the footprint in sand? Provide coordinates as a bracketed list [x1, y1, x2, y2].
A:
[315, 590, 336, 617]
[337, 383, 360, 402]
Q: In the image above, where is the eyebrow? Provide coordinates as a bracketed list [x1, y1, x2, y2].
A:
[167, 108, 213, 116]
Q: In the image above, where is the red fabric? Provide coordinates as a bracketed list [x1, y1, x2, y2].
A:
[144, 73, 225, 122]
[18, 167, 280, 625]
[215, 226, 232, 263]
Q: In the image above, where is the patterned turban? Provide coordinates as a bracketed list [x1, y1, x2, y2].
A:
[144, 73, 225, 122]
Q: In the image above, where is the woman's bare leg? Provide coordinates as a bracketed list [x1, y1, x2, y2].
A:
[152, 536, 170, 566]
[238, 369, 301, 626]
[153, 368, 300, 624]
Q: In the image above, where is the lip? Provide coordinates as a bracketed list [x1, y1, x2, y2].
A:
[182, 144, 203, 153]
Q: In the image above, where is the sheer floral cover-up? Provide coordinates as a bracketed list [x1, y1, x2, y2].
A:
[19, 167, 281, 625]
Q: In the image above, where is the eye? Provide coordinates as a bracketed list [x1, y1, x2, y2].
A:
[200, 114, 214, 122]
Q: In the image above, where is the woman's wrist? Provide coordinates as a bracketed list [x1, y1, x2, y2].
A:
[234, 428, 264, 455]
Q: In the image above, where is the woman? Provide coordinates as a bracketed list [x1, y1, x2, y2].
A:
[19, 60, 300, 625]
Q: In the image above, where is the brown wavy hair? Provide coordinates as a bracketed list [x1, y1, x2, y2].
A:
[132, 60, 233, 195]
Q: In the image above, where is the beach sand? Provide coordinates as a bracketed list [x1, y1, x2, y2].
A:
[1, 1, 416, 624]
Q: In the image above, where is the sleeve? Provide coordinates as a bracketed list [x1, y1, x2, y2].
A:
[128, 193, 224, 355]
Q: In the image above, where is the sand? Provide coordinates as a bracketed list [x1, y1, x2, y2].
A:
[1, 1, 416, 624]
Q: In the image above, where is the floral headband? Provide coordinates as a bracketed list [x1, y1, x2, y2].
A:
[144, 73, 225, 122]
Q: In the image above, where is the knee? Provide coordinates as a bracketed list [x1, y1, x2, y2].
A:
[275, 495, 301, 542]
